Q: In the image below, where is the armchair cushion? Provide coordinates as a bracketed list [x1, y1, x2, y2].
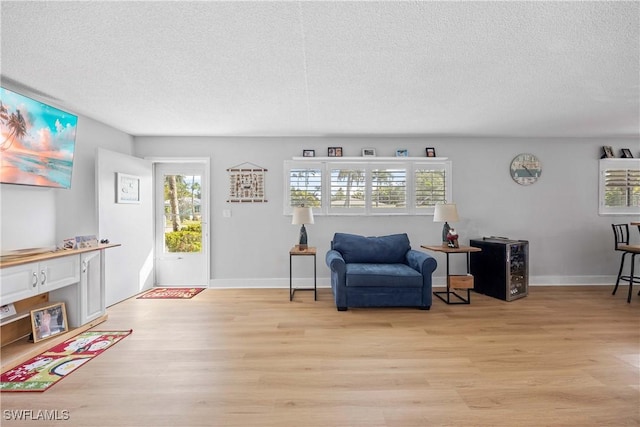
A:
[331, 232, 410, 264]
[346, 263, 423, 287]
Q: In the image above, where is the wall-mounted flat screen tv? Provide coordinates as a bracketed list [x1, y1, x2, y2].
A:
[0, 86, 78, 189]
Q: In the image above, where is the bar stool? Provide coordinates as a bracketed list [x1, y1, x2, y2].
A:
[611, 224, 640, 303]
[636, 223, 640, 298]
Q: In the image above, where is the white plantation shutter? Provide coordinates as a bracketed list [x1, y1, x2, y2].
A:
[599, 159, 640, 215]
[414, 161, 451, 214]
[329, 164, 367, 214]
[415, 168, 447, 209]
[371, 167, 407, 211]
[284, 161, 322, 214]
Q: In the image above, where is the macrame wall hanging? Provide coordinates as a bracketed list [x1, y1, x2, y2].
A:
[226, 162, 268, 203]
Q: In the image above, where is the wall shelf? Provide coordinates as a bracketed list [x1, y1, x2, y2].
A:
[291, 156, 449, 161]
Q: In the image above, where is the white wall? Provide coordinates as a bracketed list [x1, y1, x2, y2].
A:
[97, 149, 153, 305]
[134, 136, 640, 287]
[56, 116, 134, 241]
[0, 185, 56, 250]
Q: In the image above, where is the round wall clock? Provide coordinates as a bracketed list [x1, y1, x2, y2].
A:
[510, 153, 541, 185]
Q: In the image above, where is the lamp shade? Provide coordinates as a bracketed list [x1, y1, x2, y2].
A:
[292, 206, 314, 225]
[433, 202, 459, 223]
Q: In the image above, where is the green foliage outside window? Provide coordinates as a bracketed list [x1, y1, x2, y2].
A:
[165, 222, 202, 253]
[290, 189, 321, 207]
[415, 170, 446, 207]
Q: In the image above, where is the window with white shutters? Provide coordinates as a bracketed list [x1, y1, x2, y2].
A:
[415, 167, 447, 210]
[329, 164, 367, 214]
[284, 158, 452, 216]
[284, 162, 322, 214]
[371, 167, 406, 212]
[599, 159, 640, 215]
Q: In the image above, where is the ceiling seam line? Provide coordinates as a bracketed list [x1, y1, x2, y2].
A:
[297, 1, 313, 132]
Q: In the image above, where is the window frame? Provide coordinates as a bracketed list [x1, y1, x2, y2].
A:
[369, 163, 409, 215]
[283, 161, 324, 215]
[327, 162, 368, 215]
[284, 157, 452, 216]
[599, 158, 640, 215]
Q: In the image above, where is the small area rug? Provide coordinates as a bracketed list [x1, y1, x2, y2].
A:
[1, 330, 132, 392]
[137, 287, 205, 299]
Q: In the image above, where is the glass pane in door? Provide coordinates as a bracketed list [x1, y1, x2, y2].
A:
[163, 174, 202, 253]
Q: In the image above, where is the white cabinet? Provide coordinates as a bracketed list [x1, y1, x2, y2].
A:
[80, 251, 105, 324]
[39, 256, 81, 293]
[0, 256, 80, 306]
[0, 263, 39, 304]
[1, 244, 117, 371]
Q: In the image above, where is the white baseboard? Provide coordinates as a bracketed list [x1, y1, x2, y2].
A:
[529, 275, 616, 286]
[210, 275, 617, 289]
[433, 275, 616, 286]
[210, 278, 331, 289]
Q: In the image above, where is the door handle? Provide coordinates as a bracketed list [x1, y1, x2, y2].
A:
[32, 272, 38, 287]
[40, 270, 47, 285]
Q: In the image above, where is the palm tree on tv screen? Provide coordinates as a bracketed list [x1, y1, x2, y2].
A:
[0, 105, 27, 152]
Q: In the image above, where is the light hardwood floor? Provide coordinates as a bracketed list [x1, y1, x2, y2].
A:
[1, 286, 638, 427]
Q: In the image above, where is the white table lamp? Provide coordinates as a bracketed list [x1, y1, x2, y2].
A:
[433, 202, 459, 245]
[292, 206, 314, 250]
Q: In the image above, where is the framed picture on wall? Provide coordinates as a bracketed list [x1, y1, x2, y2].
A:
[31, 302, 68, 343]
[362, 148, 376, 157]
[395, 149, 409, 157]
[303, 149, 315, 157]
[328, 147, 343, 157]
[601, 146, 614, 158]
[116, 173, 141, 204]
[621, 148, 634, 158]
[426, 147, 436, 157]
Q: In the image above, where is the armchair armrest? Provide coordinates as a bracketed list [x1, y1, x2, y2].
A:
[406, 249, 437, 275]
[326, 249, 346, 275]
[406, 249, 437, 309]
[326, 249, 347, 310]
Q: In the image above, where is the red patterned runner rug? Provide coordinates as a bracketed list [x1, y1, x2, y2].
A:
[1, 330, 132, 392]
[136, 287, 205, 299]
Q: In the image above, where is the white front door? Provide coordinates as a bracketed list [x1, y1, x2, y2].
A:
[154, 162, 209, 286]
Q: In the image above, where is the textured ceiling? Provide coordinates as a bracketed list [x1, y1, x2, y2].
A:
[1, 1, 638, 138]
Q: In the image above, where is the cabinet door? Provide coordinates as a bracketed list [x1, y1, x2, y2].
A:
[39, 255, 80, 292]
[0, 262, 39, 305]
[80, 251, 105, 324]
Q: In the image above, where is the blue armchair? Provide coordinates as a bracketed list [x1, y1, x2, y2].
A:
[326, 233, 437, 311]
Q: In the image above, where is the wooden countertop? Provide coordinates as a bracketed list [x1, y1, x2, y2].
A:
[420, 244, 482, 254]
[0, 243, 121, 268]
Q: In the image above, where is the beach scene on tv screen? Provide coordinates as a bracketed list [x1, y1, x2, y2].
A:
[0, 87, 77, 189]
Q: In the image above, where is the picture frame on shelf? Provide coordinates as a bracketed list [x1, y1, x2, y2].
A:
[620, 148, 634, 158]
[362, 148, 376, 157]
[426, 147, 436, 157]
[75, 235, 98, 249]
[302, 149, 315, 157]
[62, 238, 77, 250]
[31, 302, 68, 343]
[395, 149, 409, 157]
[0, 303, 17, 320]
[601, 146, 615, 158]
[116, 173, 141, 204]
[328, 147, 343, 157]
